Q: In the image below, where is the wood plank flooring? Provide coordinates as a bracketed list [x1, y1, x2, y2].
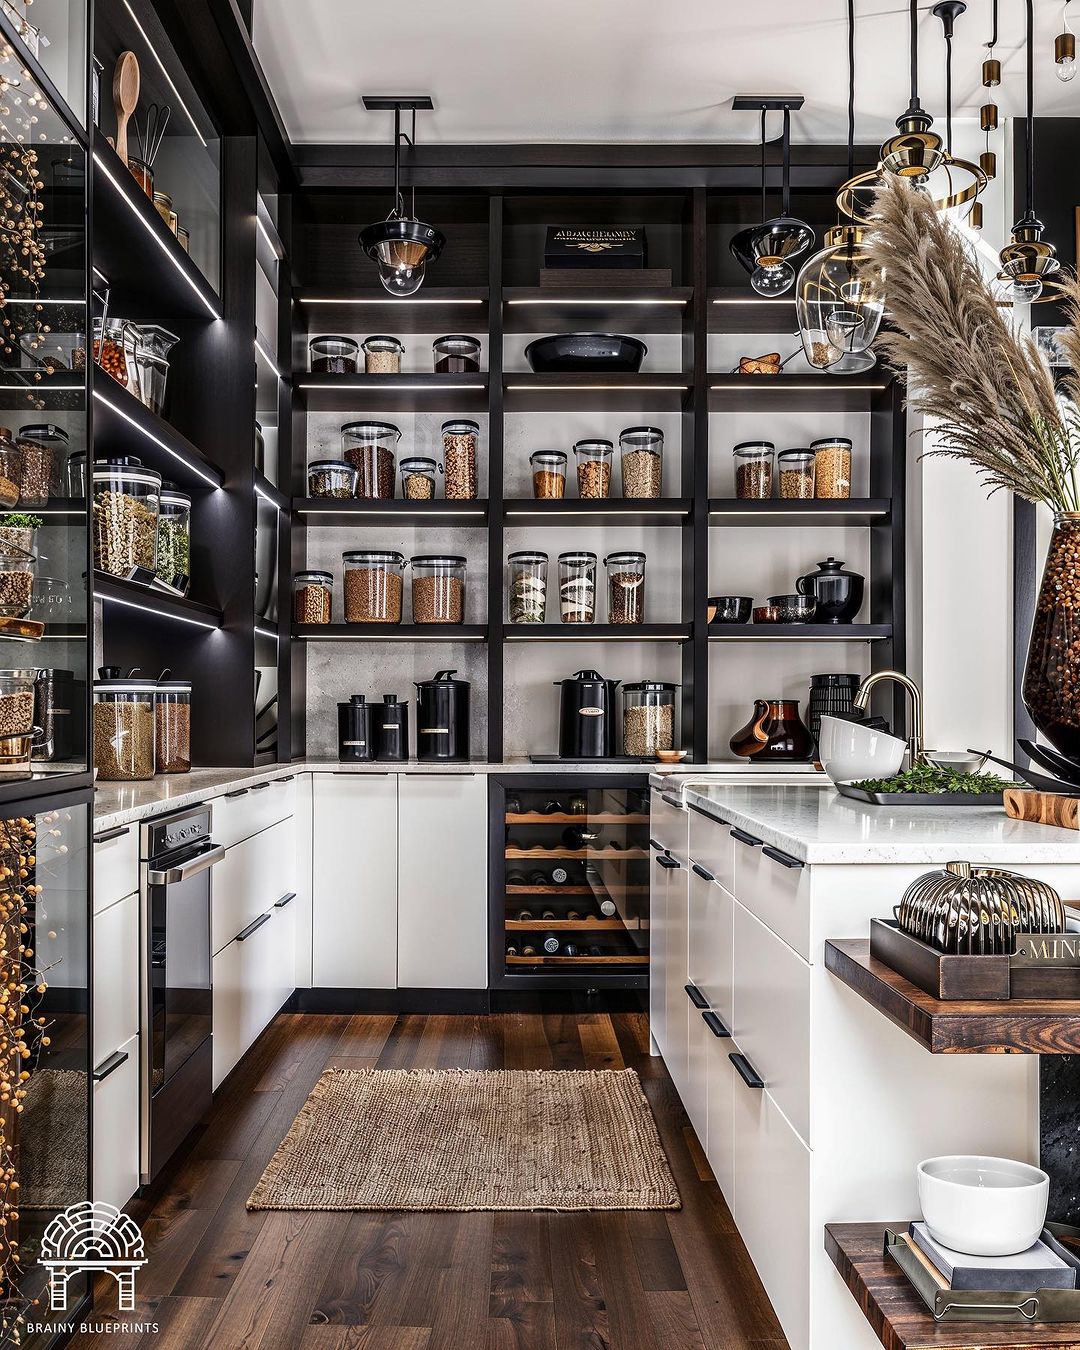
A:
[71, 1008, 787, 1350]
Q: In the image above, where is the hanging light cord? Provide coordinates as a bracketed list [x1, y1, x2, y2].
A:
[759, 108, 767, 221]
[1026, 0, 1035, 217]
[846, 0, 855, 183]
[1066, 0, 1074, 35]
[988, 0, 998, 50]
[782, 106, 792, 216]
[944, 10, 954, 152]
[908, 0, 920, 108]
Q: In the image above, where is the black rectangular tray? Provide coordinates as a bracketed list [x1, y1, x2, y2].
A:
[836, 782, 1004, 807]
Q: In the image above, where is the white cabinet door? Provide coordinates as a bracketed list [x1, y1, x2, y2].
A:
[212, 815, 295, 957]
[687, 868, 733, 1028]
[93, 891, 139, 1067]
[93, 824, 138, 915]
[705, 1028, 735, 1205]
[397, 774, 488, 988]
[684, 996, 710, 1146]
[663, 853, 690, 1104]
[649, 839, 669, 1056]
[212, 936, 243, 1091]
[312, 775, 398, 989]
[93, 1032, 140, 1210]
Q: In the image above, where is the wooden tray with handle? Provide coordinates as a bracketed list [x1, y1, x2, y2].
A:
[1004, 788, 1080, 830]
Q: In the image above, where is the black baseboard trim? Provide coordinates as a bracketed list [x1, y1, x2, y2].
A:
[288, 987, 492, 1014]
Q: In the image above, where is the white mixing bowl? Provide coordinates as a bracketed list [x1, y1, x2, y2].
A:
[917, 1155, 1049, 1257]
[817, 714, 906, 785]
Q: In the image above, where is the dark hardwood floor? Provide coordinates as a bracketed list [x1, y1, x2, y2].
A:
[72, 1007, 787, 1350]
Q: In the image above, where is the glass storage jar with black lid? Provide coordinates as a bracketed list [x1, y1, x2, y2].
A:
[0, 429, 18, 507]
[16, 424, 66, 505]
[622, 681, 678, 756]
[619, 426, 664, 499]
[433, 335, 481, 373]
[812, 436, 853, 499]
[294, 570, 333, 625]
[574, 439, 613, 498]
[309, 335, 359, 374]
[308, 459, 358, 499]
[342, 550, 405, 623]
[340, 421, 400, 499]
[0, 669, 37, 739]
[92, 457, 161, 581]
[400, 456, 440, 500]
[361, 335, 404, 374]
[508, 550, 548, 624]
[411, 555, 466, 624]
[0, 551, 35, 618]
[733, 441, 774, 499]
[156, 483, 191, 593]
[155, 675, 191, 774]
[442, 420, 478, 499]
[777, 449, 815, 499]
[604, 551, 646, 624]
[531, 450, 566, 499]
[92, 673, 156, 781]
[558, 551, 597, 624]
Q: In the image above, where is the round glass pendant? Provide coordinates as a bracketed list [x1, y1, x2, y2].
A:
[998, 217, 1062, 305]
[359, 216, 446, 297]
[796, 226, 886, 370]
[731, 216, 814, 296]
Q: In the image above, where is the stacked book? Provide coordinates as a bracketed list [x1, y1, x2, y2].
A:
[906, 1222, 1080, 1291]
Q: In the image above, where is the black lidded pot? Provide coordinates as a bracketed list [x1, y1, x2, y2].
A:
[375, 693, 409, 761]
[555, 668, 620, 759]
[415, 669, 470, 761]
[795, 557, 864, 624]
[338, 694, 374, 761]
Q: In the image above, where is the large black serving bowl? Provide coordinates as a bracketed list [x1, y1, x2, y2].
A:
[524, 333, 647, 372]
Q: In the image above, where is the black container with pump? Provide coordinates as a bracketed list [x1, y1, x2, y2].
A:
[555, 668, 620, 758]
[415, 669, 470, 761]
[375, 693, 409, 761]
[337, 694, 374, 761]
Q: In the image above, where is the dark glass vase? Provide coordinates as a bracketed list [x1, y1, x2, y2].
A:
[1023, 514, 1080, 757]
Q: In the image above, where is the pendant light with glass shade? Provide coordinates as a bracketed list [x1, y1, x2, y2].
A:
[795, 0, 885, 372]
[358, 96, 445, 297]
[729, 96, 814, 296]
[997, 0, 1062, 303]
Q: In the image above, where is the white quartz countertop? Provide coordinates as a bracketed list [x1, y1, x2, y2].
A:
[683, 784, 1080, 864]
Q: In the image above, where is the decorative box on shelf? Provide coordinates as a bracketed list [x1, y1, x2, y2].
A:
[543, 226, 647, 269]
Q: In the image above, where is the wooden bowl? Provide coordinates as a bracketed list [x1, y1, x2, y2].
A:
[655, 749, 688, 764]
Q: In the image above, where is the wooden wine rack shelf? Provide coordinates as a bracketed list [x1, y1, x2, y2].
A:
[505, 918, 625, 931]
[506, 954, 649, 966]
[504, 847, 649, 860]
[504, 884, 649, 895]
[504, 813, 650, 824]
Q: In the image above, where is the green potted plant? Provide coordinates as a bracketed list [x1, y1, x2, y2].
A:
[0, 513, 43, 558]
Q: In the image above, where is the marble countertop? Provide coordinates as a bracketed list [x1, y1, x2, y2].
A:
[683, 784, 1080, 864]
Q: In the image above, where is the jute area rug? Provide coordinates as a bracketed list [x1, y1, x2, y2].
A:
[247, 1067, 680, 1213]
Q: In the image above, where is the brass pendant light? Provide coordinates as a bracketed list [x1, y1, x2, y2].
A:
[1057, 1, 1077, 81]
[979, 0, 1000, 188]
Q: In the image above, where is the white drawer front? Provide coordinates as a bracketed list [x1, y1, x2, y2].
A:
[704, 1026, 735, 1205]
[685, 1001, 710, 1146]
[650, 790, 688, 861]
[687, 869, 733, 1028]
[212, 816, 295, 956]
[211, 777, 294, 849]
[732, 832, 810, 961]
[93, 1033, 140, 1210]
[212, 937, 243, 1090]
[733, 901, 811, 1145]
[93, 823, 138, 915]
[689, 806, 734, 896]
[93, 891, 139, 1064]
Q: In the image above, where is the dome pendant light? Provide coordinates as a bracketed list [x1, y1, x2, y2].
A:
[729, 96, 814, 297]
[998, 0, 1062, 303]
[359, 96, 446, 297]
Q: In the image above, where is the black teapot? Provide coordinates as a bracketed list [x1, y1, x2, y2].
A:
[795, 557, 864, 625]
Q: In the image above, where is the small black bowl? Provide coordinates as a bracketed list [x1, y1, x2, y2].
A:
[708, 595, 752, 625]
[524, 333, 648, 373]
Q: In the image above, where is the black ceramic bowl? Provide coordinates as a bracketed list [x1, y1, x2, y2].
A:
[524, 333, 648, 373]
[708, 595, 753, 625]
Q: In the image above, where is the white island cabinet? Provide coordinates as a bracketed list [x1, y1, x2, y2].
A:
[648, 781, 1080, 1350]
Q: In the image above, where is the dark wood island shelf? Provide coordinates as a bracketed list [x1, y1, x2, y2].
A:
[825, 939, 1080, 1054]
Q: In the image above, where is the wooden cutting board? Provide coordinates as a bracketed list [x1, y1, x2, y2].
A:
[1004, 787, 1080, 829]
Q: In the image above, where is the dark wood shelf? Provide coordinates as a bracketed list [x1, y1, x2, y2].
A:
[292, 497, 488, 526]
[502, 286, 692, 333]
[825, 939, 1080, 1053]
[295, 287, 488, 335]
[504, 919, 626, 931]
[501, 623, 692, 642]
[94, 573, 224, 629]
[503, 498, 691, 525]
[254, 472, 288, 512]
[708, 372, 893, 411]
[825, 1222, 1080, 1348]
[503, 371, 691, 412]
[507, 953, 648, 966]
[292, 623, 488, 642]
[91, 129, 220, 323]
[92, 376, 224, 490]
[708, 498, 891, 524]
[709, 624, 892, 642]
[707, 287, 797, 333]
[505, 847, 649, 860]
[295, 371, 488, 413]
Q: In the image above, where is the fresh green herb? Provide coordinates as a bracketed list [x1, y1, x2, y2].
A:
[852, 764, 1018, 795]
[0, 514, 43, 529]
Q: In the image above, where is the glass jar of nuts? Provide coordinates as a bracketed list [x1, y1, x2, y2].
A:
[16, 424, 66, 506]
[574, 439, 613, 499]
[93, 317, 132, 388]
[733, 441, 775, 499]
[777, 449, 815, 499]
[442, 420, 479, 499]
[361, 335, 404, 374]
[530, 450, 567, 499]
[341, 422, 400, 499]
[0, 670, 37, 744]
[0, 554, 35, 618]
[400, 456, 441, 500]
[294, 570, 333, 625]
[619, 426, 664, 499]
[812, 436, 853, 499]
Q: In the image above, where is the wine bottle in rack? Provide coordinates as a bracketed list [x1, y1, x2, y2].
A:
[566, 910, 582, 921]
[542, 933, 561, 954]
[598, 897, 617, 917]
[506, 943, 519, 957]
[522, 943, 539, 956]
[550, 864, 570, 884]
[540, 908, 557, 920]
[527, 869, 549, 886]
[563, 943, 580, 957]
[516, 908, 535, 922]
[507, 869, 529, 886]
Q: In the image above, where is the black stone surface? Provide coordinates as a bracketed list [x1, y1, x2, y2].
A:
[1041, 1055, 1080, 1224]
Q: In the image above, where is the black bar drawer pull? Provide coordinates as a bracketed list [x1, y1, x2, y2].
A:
[730, 828, 763, 848]
[684, 983, 709, 1009]
[224, 788, 249, 799]
[762, 844, 804, 870]
[92, 1049, 129, 1083]
[274, 892, 296, 909]
[249, 782, 271, 791]
[729, 1052, 764, 1088]
[656, 854, 680, 870]
[703, 1011, 731, 1039]
[277, 775, 295, 783]
[691, 862, 715, 881]
[649, 837, 664, 851]
[236, 912, 271, 942]
[93, 825, 130, 844]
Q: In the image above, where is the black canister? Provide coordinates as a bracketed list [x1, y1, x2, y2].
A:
[555, 668, 620, 759]
[375, 693, 409, 761]
[415, 669, 470, 761]
[338, 694, 374, 761]
[807, 672, 860, 744]
[32, 667, 78, 762]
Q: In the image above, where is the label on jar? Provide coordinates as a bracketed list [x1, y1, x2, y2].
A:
[342, 739, 366, 747]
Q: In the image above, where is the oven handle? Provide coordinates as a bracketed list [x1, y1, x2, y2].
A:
[147, 842, 226, 885]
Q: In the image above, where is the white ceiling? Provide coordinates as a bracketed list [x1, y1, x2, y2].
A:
[253, 0, 1080, 146]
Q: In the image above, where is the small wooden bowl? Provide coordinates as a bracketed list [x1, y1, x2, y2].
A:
[655, 749, 688, 764]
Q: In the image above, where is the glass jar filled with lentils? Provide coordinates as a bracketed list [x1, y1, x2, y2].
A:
[294, 570, 333, 625]
[733, 441, 774, 499]
[411, 555, 466, 624]
[442, 420, 479, 499]
[362, 335, 404, 374]
[574, 439, 613, 498]
[530, 450, 566, 499]
[604, 551, 646, 624]
[154, 676, 191, 774]
[341, 421, 399, 499]
[400, 456, 441, 500]
[0, 429, 18, 507]
[308, 459, 358, 499]
[0, 669, 37, 741]
[92, 457, 161, 579]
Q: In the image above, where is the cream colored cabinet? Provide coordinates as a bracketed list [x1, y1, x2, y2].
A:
[92, 823, 138, 915]
[212, 815, 295, 956]
[92, 890, 140, 1209]
[212, 898, 294, 1091]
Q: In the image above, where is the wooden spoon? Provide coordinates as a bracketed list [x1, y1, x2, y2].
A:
[113, 51, 140, 167]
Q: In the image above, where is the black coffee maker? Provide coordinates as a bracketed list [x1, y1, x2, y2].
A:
[415, 669, 470, 761]
[555, 669, 620, 758]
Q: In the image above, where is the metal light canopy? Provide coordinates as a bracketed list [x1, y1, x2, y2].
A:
[359, 96, 445, 297]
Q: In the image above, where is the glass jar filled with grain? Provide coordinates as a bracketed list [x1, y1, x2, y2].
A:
[156, 483, 191, 593]
[411, 555, 466, 624]
[400, 456, 441, 500]
[508, 550, 548, 624]
[92, 674, 157, 781]
[574, 439, 613, 499]
[309, 335, 359, 374]
[308, 459, 358, 499]
[154, 676, 191, 774]
[0, 552, 35, 618]
[16, 424, 66, 505]
[619, 426, 664, 499]
[341, 421, 400, 499]
[442, 420, 479, 499]
[777, 449, 815, 499]
[812, 436, 853, 499]
[293, 570, 333, 625]
[342, 550, 405, 623]
[558, 551, 597, 624]
[604, 551, 646, 625]
[733, 441, 774, 499]
[0, 670, 36, 741]
[530, 450, 567, 499]
[622, 681, 677, 756]
[92, 457, 161, 579]
[361, 335, 404, 374]
[0, 430, 18, 508]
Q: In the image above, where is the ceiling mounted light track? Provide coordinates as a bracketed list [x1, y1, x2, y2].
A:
[359, 95, 445, 297]
[729, 95, 814, 297]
